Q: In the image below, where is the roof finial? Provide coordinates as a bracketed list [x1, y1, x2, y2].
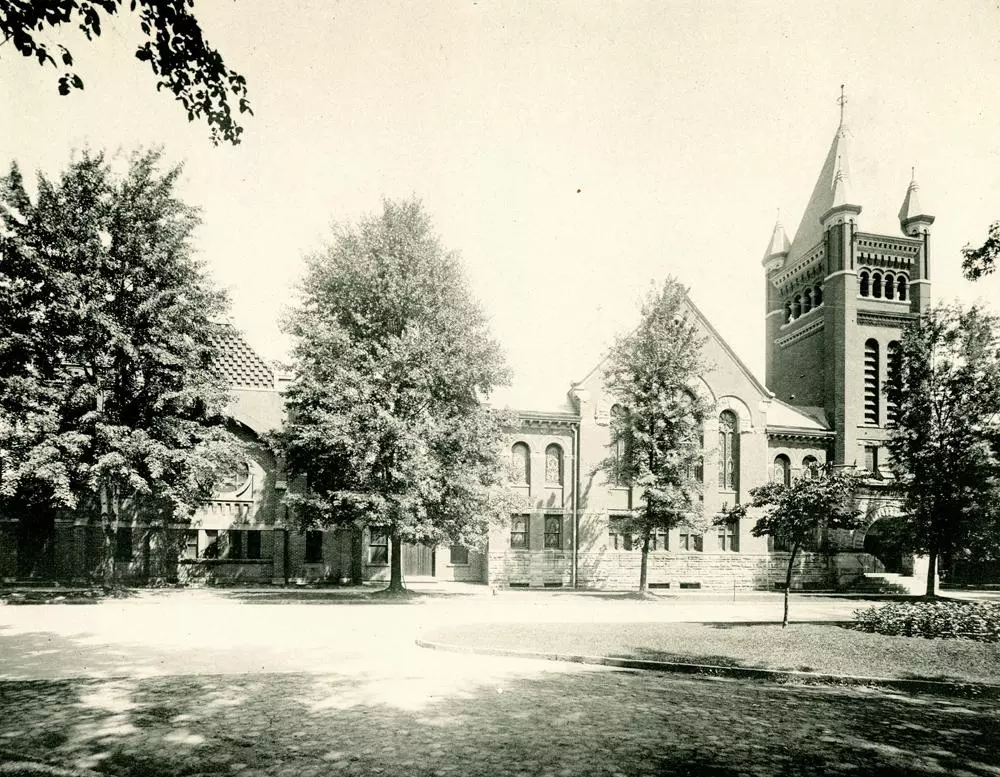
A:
[911, 165, 916, 182]
[837, 84, 847, 128]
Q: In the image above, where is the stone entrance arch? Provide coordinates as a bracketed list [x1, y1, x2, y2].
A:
[858, 504, 912, 575]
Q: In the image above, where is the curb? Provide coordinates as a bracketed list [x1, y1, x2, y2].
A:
[414, 638, 1000, 699]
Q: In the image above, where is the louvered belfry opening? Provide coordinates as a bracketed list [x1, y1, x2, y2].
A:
[864, 339, 880, 425]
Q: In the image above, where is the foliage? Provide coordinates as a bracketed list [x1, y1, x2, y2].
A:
[600, 277, 711, 591]
[0, 150, 242, 575]
[853, 600, 1000, 642]
[723, 465, 864, 625]
[962, 221, 1000, 281]
[275, 198, 513, 591]
[883, 303, 1000, 595]
[0, 0, 251, 145]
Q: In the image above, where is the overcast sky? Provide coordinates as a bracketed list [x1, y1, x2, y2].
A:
[3, 1, 999, 408]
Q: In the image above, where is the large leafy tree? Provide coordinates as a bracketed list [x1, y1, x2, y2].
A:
[1, 0, 251, 145]
[884, 303, 1000, 596]
[601, 278, 711, 593]
[722, 467, 864, 626]
[277, 198, 512, 593]
[0, 150, 242, 579]
[962, 221, 1000, 281]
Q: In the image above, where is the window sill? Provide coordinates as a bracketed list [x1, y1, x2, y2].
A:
[446, 563, 470, 567]
[179, 558, 270, 564]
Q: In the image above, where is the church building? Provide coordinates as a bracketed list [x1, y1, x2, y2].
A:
[0, 109, 933, 592]
[485, 109, 933, 593]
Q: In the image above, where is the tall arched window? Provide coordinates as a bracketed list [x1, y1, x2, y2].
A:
[511, 443, 530, 485]
[792, 295, 801, 320]
[784, 302, 792, 324]
[718, 410, 739, 493]
[813, 284, 823, 307]
[859, 271, 870, 297]
[886, 340, 902, 427]
[544, 444, 563, 485]
[802, 288, 812, 314]
[897, 275, 908, 301]
[773, 454, 791, 486]
[610, 405, 630, 487]
[864, 339, 880, 425]
[872, 272, 883, 299]
[802, 455, 819, 478]
[884, 274, 895, 300]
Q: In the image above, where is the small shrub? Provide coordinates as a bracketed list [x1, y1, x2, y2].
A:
[853, 600, 1000, 642]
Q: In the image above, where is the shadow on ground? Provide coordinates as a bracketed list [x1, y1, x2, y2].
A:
[1, 667, 997, 776]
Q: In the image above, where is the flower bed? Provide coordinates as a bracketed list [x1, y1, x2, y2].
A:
[853, 600, 1000, 642]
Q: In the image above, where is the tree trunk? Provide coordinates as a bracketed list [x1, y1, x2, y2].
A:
[638, 530, 650, 593]
[100, 484, 116, 584]
[101, 521, 116, 585]
[925, 548, 938, 598]
[783, 544, 799, 628]
[388, 530, 405, 592]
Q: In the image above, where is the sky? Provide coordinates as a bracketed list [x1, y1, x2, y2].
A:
[3, 1, 1000, 409]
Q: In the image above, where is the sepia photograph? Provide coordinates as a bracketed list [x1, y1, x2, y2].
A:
[1, 1, 1000, 775]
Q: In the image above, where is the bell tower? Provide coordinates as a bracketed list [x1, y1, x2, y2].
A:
[762, 89, 933, 468]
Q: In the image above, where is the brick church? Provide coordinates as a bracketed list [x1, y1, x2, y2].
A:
[0, 111, 934, 592]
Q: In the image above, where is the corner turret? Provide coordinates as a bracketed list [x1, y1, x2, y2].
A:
[898, 169, 935, 236]
[762, 216, 791, 271]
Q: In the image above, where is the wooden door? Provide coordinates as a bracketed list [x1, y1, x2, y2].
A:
[401, 542, 434, 576]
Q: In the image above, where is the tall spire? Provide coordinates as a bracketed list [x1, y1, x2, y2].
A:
[787, 88, 860, 260]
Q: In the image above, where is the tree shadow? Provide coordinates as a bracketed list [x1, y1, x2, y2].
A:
[218, 586, 480, 605]
[1, 665, 998, 776]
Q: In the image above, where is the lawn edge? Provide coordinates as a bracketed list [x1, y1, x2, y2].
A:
[414, 638, 1000, 699]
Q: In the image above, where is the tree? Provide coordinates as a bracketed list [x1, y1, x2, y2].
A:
[884, 303, 1000, 596]
[601, 278, 711, 594]
[0, 149, 243, 580]
[722, 467, 863, 626]
[1, 1, 251, 145]
[276, 198, 512, 593]
[962, 221, 1000, 281]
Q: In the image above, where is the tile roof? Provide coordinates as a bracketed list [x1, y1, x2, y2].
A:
[210, 328, 275, 390]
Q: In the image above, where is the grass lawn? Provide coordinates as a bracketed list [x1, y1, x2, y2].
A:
[422, 621, 1000, 684]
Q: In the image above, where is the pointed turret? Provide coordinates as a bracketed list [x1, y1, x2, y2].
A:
[819, 153, 862, 229]
[898, 168, 935, 236]
[761, 216, 791, 270]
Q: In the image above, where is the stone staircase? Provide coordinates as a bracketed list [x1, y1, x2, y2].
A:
[846, 572, 912, 595]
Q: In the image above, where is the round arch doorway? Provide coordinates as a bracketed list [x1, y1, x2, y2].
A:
[861, 508, 911, 575]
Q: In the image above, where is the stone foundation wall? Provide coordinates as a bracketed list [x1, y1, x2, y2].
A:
[489, 548, 848, 591]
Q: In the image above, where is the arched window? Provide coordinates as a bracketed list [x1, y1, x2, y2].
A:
[897, 275, 908, 301]
[718, 410, 739, 493]
[884, 273, 895, 300]
[886, 340, 901, 427]
[792, 295, 801, 320]
[802, 288, 812, 314]
[511, 443, 530, 485]
[864, 339, 879, 425]
[773, 454, 791, 486]
[610, 405, 630, 487]
[813, 284, 823, 307]
[784, 302, 792, 324]
[872, 272, 883, 299]
[802, 455, 819, 478]
[859, 271, 870, 297]
[545, 444, 563, 485]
